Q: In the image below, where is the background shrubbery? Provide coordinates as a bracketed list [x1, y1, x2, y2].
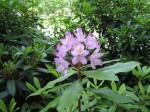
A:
[0, 0, 149, 112]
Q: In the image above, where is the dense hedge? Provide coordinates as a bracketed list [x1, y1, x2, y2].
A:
[72, 0, 150, 65]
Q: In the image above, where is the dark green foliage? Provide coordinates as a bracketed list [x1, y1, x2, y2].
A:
[72, 0, 150, 65]
[0, 0, 57, 110]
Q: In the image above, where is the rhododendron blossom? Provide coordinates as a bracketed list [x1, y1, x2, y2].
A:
[71, 44, 89, 65]
[60, 32, 74, 50]
[55, 44, 68, 58]
[85, 33, 100, 50]
[54, 57, 69, 75]
[75, 28, 86, 42]
[89, 49, 104, 69]
[55, 28, 104, 75]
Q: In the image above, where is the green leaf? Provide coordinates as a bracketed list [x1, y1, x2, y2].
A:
[83, 61, 140, 81]
[26, 82, 37, 92]
[9, 98, 17, 112]
[140, 105, 148, 112]
[7, 80, 16, 96]
[125, 91, 140, 102]
[111, 81, 117, 92]
[58, 80, 83, 110]
[103, 59, 120, 64]
[25, 46, 32, 56]
[118, 84, 126, 95]
[0, 99, 7, 112]
[29, 69, 76, 97]
[40, 97, 59, 112]
[0, 91, 9, 99]
[45, 83, 72, 93]
[83, 70, 119, 81]
[108, 103, 116, 112]
[91, 89, 134, 103]
[101, 61, 140, 74]
[46, 64, 60, 77]
[138, 81, 145, 95]
[33, 77, 41, 89]
[119, 104, 140, 109]
[147, 85, 150, 94]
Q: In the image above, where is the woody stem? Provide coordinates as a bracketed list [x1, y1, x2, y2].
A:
[78, 63, 82, 112]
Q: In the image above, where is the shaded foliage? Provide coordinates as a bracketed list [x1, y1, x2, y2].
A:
[72, 0, 150, 65]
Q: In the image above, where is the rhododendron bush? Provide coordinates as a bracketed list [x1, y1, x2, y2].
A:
[1, 0, 150, 111]
[24, 28, 146, 112]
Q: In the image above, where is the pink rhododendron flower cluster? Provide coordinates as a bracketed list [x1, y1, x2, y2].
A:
[55, 28, 104, 75]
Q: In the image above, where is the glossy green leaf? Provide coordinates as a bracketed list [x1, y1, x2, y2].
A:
[7, 80, 16, 96]
[103, 59, 120, 64]
[138, 81, 145, 95]
[46, 64, 60, 77]
[83, 70, 119, 81]
[91, 89, 134, 103]
[25, 46, 32, 56]
[9, 98, 17, 112]
[119, 104, 140, 110]
[0, 91, 9, 99]
[33, 77, 41, 89]
[26, 82, 37, 92]
[83, 61, 140, 81]
[0, 99, 7, 112]
[29, 69, 76, 97]
[118, 84, 126, 95]
[58, 80, 82, 110]
[125, 91, 140, 102]
[111, 81, 117, 92]
[101, 61, 140, 74]
[40, 97, 59, 112]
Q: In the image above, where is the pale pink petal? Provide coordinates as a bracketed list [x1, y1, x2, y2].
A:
[56, 44, 61, 51]
[55, 58, 69, 70]
[95, 53, 104, 58]
[87, 33, 92, 38]
[66, 32, 72, 38]
[82, 50, 89, 56]
[75, 28, 86, 42]
[79, 56, 87, 65]
[60, 39, 66, 45]
[94, 59, 103, 66]
[85, 34, 100, 49]
[91, 62, 96, 69]
[55, 51, 67, 58]
[76, 28, 83, 36]
[71, 50, 78, 56]
[72, 56, 79, 65]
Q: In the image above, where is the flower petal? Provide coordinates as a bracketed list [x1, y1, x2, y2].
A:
[94, 59, 103, 66]
[91, 62, 96, 69]
[72, 56, 79, 65]
[79, 56, 87, 65]
[96, 53, 104, 58]
[82, 50, 89, 56]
